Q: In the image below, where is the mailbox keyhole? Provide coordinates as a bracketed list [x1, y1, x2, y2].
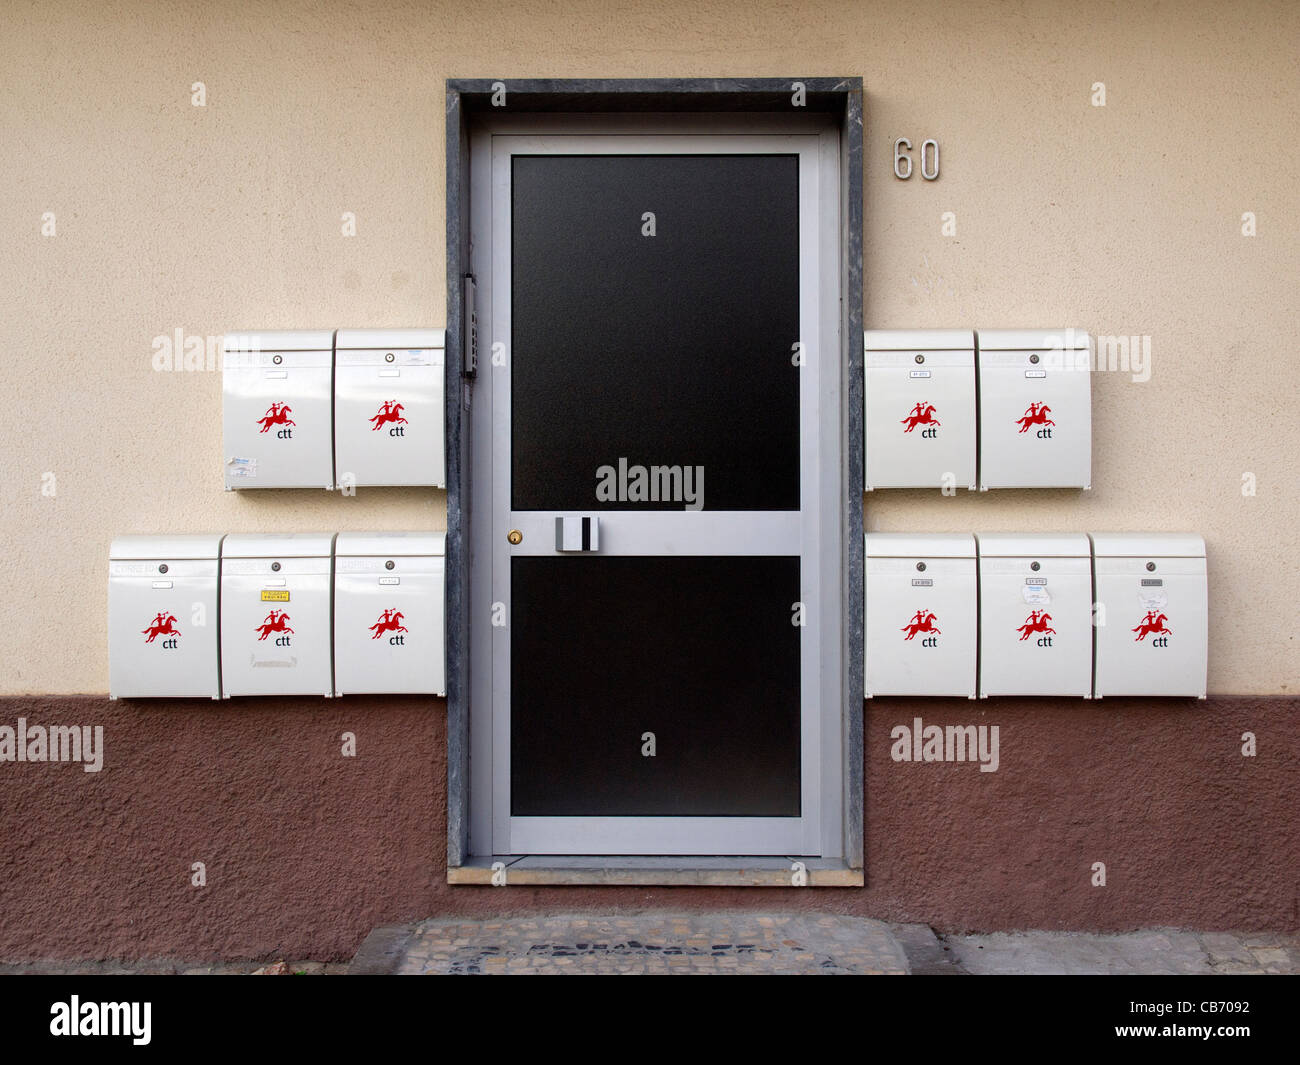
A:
[1030, 561, 1041, 571]
[1029, 354, 1040, 365]
[915, 561, 926, 572]
[914, 354, 925, 365]
[385, 560, 395, 570]
[157, 563, 168, 574]
[271, 561, 281, 572]
[272, 354, 283, 365]
[385, 352, 395, 363]
[1146, 561, 1156, 572]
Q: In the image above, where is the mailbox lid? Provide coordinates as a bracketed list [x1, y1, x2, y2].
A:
[221, 532, 335, 559]
[223, 330, 333, 354]
[866, 532, 975, 559]
[866, 329, 974, 351]
[111, 533, 224, 561]
[978, 329, 1091, 351]
[334, 531, 446, 558]
[1090, 532, 1205, 559]
[977, 532, 1091, 558]
[335, 328, 445, 351]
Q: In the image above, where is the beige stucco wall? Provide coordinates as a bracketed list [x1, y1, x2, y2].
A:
[0, 0, 1295, 694]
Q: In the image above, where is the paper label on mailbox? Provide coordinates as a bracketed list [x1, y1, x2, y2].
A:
[1022, 583, 1051, 606]
[261, 590, 290, 602]
[1138, 589, 1168, 611]
[227, 457, 258, 478]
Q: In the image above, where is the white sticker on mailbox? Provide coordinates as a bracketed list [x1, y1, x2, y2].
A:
[1022, 584, 1051, 606]
[1138, 589, 1169, 611]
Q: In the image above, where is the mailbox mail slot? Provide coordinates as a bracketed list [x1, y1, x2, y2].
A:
[865, 532, 977, 697]
[978, 532, 1093, 697]
[223, 330, 334, 490]
[220, 532, 334, 697]
[333, 329, 446, 489]
[1092, 532, 1207, 698]
[978, 329, 1091, 489]
[333, 531, 446, 696]
[109, 534, 223, 699]
[865, 330, 976, 491]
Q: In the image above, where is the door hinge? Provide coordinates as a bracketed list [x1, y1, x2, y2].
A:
[462, 274, 478, 378]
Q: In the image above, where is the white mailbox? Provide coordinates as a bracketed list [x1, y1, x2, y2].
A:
[220, 533, 334, 697]
[1092, 533, 1207, 698]
[109, 534, 223, 699]
[333, 531, 446, 696]
[334, 329, 446, 489]
[865, 533, 977, 698]
[865, 330, 976, 491]
[978, 533, 1093, 698]
[223, 330, 334, 490]
[977, 329, 1091, 490]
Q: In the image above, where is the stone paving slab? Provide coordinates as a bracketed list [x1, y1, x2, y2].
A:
[940, 930, 1300, 976]
[395, 913, 910, 974]
[0, 959, 348, 975]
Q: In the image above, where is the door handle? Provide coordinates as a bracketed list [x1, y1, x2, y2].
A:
[555, 516, 599, 552]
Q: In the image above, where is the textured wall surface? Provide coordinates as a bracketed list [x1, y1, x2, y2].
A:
[0, 0, 1297, 694]
[0, 695, 1293, 961]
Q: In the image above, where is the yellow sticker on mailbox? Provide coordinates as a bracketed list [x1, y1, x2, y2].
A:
[260, 590, 290, 602]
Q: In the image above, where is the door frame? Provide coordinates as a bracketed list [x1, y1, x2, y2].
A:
[445, 79, 864, 877]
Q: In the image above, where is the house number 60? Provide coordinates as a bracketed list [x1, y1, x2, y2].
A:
[894, 138, 940, 180]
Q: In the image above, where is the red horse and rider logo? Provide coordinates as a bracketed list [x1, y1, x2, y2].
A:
[901, 402, 941, 435]
[141, 613, 181, 644]
[257, 403, 295, 434]
[369, 609, 408, 644]
[255, 610, 293, 641]
[369, 401, 408, 435]
[1015, 402, 1055, 434]
[1132, 611, 1172, 642]
[1016, 610, 1056, 642]
[901, 610, 941, 641]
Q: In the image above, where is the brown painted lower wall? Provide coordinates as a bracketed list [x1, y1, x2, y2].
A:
[0, 695, 1294, 961]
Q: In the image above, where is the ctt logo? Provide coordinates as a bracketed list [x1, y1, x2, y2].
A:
[257, 402, 295, 437]
[901, 610, 941, 647]
[369, 609, 409, 644]
[255, 610, 293, 646]
[141, 612, 181, 649]
[1133, 611, 1172, 647]
[1016, 402, 1055, 437]
[1017, 610, 1056, 646]
[901, 402, 940, 438]
[369, 400, 408, 436]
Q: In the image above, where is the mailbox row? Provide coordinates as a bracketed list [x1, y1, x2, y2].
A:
[109, 532, 446, 699]
[866, 328, 1092, 491]
[866, 532, 1207, 698]
[223, 329, 445, 491]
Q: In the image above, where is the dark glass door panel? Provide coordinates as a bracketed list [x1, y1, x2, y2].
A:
[511, 555, 801, 817]
[511, 154, 800, 512]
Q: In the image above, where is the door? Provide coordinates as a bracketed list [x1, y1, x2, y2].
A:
[469, 121, 843, 857]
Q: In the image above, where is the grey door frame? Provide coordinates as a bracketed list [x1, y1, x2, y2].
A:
[444, 78, 864, 873]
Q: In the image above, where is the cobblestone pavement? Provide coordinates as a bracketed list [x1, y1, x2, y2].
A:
[392, 913, 910, 974]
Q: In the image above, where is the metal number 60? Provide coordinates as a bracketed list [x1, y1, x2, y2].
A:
[894, 137, 940, 181]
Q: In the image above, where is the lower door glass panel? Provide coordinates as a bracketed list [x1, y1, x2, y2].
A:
[511, 555, 801, 817]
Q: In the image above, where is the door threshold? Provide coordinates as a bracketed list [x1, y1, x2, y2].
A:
[448, 856, 863, 887]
